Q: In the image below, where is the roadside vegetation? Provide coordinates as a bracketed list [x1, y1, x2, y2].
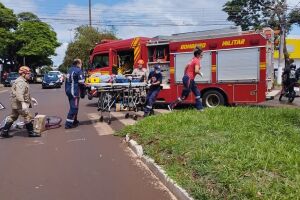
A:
[118, 107, 300, 199]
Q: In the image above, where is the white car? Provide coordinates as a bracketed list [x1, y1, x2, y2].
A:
[48, 71, 64, 83]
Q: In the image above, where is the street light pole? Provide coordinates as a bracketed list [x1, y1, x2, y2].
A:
[89, 0, 92, 26]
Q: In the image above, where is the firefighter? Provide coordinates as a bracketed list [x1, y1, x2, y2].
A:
[132, 59, 147, 82]
[1, 66, 40, 138]
[144, 65, 162, 117]
[282, 59, 297, 94]
[65, 59, 85, 129]
[168, 46, 204, 111]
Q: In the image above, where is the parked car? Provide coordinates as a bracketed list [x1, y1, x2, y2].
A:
[48, 71, 64, 83]
[4, 72, 19, 87]
[42, 73, 61, 89]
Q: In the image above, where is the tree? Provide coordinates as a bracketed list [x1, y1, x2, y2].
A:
[17, 12, 40, 22]
[0, 3, 18, 68]
[0, 3, 18, 30]
[0, 3, 60, 72]
[61, 25, 116, 72]
[223, 0, 300, 36]
[15, 21, 60, 68]
[223, 0, 300, 77]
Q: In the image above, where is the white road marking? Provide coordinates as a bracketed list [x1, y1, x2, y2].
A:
[0, 90, 8, 94]
[66, 138, 86, 143]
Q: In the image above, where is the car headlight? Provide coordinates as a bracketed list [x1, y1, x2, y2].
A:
[56, 79, 60, 83]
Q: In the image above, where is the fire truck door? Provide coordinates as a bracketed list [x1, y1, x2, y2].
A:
[109, 49, 118, 74]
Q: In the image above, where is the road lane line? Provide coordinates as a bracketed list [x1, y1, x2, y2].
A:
[87, 113, 114, 136]
[0, 90, 8, 94]
[66, 138, 87, 143]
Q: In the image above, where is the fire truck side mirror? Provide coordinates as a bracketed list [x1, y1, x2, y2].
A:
[89, 48, 94, 55]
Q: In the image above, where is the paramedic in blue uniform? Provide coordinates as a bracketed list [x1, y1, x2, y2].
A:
[65, 59, 85, 129]
[144, 65, 162, 117]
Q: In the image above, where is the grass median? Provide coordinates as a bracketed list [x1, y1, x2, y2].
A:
[118, 107, 300, 200]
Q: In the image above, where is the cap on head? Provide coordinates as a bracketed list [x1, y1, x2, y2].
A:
[19, 66, 31, 75]
[137, 59, 144, 65]
[290, 64, 296, 69]
[154, 65, 160, 70]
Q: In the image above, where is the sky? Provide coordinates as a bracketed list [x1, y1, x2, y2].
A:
[1, 0, 300, 66]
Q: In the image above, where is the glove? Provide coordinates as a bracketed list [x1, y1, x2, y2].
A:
[21, 102, 29, 111]
[31, 97, 38, 106]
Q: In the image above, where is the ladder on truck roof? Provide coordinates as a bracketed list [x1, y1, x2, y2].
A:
[149, 26, 242, 44]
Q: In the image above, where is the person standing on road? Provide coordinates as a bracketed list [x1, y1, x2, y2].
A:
[144, 65, 162, 117]
[1, 66, 40, 138]
[132, 59, 147, 82]
[65, 59, 85, 129]
[168, 46, 204, 111]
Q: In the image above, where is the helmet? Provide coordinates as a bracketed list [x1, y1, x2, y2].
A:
[19, 66, 31, 75]
[137, 59, 144, 65]
[290, 64, 296, 69]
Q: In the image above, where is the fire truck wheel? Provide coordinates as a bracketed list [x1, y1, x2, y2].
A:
[202, 90, 225, 108]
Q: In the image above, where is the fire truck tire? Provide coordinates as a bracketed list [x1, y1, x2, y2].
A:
[202, 90, 225, 108]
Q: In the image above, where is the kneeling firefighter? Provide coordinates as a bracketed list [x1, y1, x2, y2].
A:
[1, 66, 40, 138]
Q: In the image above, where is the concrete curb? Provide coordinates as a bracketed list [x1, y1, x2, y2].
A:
[126, 134, 193, 200]
[0, 84, 4, 88]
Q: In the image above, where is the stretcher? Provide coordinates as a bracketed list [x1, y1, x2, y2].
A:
[87, 82, 148, 124]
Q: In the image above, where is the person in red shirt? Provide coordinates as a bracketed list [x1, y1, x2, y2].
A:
[168, 46, 204, 111]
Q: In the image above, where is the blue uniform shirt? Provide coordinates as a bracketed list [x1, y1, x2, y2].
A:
[65, 66, 85, 97]
[148, 71, 162, 91]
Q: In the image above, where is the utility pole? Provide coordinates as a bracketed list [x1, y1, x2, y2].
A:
[89, 0, 92, 26]
[277, 0, 287, 85]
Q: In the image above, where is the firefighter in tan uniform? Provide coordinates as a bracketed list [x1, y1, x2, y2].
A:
[1, 66, 40, 138]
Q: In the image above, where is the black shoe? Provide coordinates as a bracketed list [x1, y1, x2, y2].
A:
[73, 120, 79, 127]
[0, 122, 13, 138]
[65, 124, 77, 129]
[25, 122, 41, 137]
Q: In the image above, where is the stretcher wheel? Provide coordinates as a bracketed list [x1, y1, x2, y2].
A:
[133, 115, 138, 121]
[125, 113, 130, 119]
[99, 116, 104, 122]
[107, 119, 111, 125]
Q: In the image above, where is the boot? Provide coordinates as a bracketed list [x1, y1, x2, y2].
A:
[25, 122, 41, 137]
[0, 122, 13, 138]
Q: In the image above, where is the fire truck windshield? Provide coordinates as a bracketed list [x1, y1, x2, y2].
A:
[92, 53, 109, 69]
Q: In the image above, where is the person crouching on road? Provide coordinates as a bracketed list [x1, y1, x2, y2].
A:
[168, 46, 204, 111]
[1, 66, 40, 138]
[65, 59, 85, 129]
[144, 65, 162, 117]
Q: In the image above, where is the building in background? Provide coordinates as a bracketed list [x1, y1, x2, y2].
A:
[274, 37, 300, 69]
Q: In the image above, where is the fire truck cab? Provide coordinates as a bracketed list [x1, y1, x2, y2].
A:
[87, 26, 275, 107]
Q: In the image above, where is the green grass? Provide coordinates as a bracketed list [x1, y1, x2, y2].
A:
[117, 107, 300, 200]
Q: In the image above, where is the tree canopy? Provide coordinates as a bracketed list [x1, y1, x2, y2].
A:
[60, 25, 116, 73]
[223, 0, 300, 62]
[223, 0, 300, 31]
[0, 3, 60, 71]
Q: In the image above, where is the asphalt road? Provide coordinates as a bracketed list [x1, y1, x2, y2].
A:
[0, 84, 174, 200]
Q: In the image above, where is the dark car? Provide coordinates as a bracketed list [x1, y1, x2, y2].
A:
[4, 72, 19, 87]
[42, 73, 61, 89]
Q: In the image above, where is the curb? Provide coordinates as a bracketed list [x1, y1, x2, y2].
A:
[126, 135, 193, 200]
[0, 84, 3, 88]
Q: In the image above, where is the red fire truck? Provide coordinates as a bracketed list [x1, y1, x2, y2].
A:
[86, 27, 275, 107]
